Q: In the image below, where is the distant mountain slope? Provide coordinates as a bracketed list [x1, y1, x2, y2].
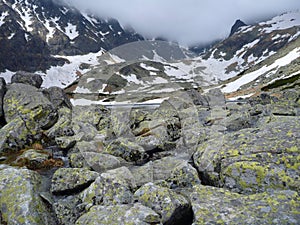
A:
[68, 11, 300, 105]
[0, 0, 143, 72]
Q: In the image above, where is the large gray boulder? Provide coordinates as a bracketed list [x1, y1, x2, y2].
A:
[3, 83, 57, 129]
[130, 156, 201, 188]
[0, 167, 56, 225]
[193, 116, 300, 194]
[11, 71, 43, 88]
[134, 183, 192, 225]
[42, 86, 73, 109]
[79, 167, 135, 207]
[51, 168, 99, 195]
[190, 185, 300, 225]
[75, 203, 161, 225]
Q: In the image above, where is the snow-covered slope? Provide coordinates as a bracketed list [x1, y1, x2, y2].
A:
[0, 0, 143, 72]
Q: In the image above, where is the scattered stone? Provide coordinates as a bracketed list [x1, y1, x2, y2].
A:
[104, 137, 148, 164]
[190, 185, 300, 225]
[51, 168, 99, 195]
[75, 203, 161, 225]
[43, 86, 73, 109]
[69, 152, 123, 172]
[134, 182, 192, 224]
[193, 116, 300, 193]
[79, 167, 135, 206]
[0, 167, 56, 225]
[3, 83, 57, 129]
[11, 71, 43, 88]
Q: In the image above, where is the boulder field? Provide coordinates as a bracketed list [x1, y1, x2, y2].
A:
[0, 73, 299, 224]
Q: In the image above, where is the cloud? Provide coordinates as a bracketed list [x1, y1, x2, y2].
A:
[62, 0, 300, 46]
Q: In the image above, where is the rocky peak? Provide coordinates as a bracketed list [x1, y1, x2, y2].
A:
[0, 0, 144, 72]
[229, 19, 247, 36]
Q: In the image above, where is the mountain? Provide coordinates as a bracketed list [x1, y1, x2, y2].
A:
[67, 11, 300, 105]
[0, 0, 143, 72]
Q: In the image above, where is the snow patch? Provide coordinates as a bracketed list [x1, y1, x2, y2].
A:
[0, 11, 8, 27]
[121, 74, 144, 84]
[222, 47, 300, 93]
[260, 11, 300, 33]
[64, 23, 79, 40]
[40, 50, 104, 88]
[140, 63, 160, 71]
[0, 70, 14, 83]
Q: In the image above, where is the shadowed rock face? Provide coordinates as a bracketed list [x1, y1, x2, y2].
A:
[0, 0, 144, 72]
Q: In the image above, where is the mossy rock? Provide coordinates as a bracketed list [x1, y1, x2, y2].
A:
[130, 157, 201, 188]
[193, 116, 300, 194]
[79, 167, 135, 206]
[190, 185, 300, 224]
[134, 182, 191, 224]
[105, 138, 148, 163]
[69, 152, 123, 172]
[0, 167, 56, 224]
[3, 83, 57, 129]
[51, 168, 99, 195]
[75, 203, 161, 225]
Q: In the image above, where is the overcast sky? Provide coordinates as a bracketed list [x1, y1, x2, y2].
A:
[62, 0, 300, 46]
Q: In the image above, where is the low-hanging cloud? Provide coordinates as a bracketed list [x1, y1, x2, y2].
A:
[62, 0, 300, 46]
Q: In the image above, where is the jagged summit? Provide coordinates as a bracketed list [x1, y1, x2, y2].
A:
[0, 0, 143, 72]
[229, 19, 247, 36]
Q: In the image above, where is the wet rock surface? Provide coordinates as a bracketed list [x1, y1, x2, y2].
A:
[0, 75, 299, 224]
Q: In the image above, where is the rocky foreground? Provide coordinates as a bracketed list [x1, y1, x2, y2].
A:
[0, 72, 299, 225]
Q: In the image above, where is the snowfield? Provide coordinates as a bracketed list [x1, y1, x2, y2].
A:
[222, 47, 300, 93]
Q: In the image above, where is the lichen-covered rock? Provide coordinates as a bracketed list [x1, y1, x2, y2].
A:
[53, 196, 85, 225]
[134, 183, 191, 224]
[130, 157, 201, 188]
[45, 107, 73, 139]
[55, 132, 84, 149]
[3, 83, 57, 129]
[190, 185, 300, 225]
[75, 203, 161, 225]
[0, 167, 56, 225]
[0, 117, 37, 152]
[105, 137, 148, 163]
[193, 116, 300, 194]
[69, 152, 123, 172]
[11, 71, 43, 88]
[51, 168, 99, 195]
[79, 167, 135, 206]
[72, 104, 110, 129]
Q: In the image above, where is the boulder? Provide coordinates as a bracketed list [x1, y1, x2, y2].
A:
[51, 168, 99, 195]
[53, 196, 85, 225]
[75, 203, 161, 225]
[79, 167, 135, 206]
[45, 107, 73, 140]
[134, 183, 192, 224]
[130, 156, 201, 188]
[3, 83, 57, 129]
[11, 71, 43, 88]
[193, 116, 300, 193]
[0, 167, 56, 225]
[0, 117, 37, 152]
[69, 152, 123, 172]
[42, 86, 73, 109]
[104, 137, 148, 164]
[190, 185, 300, 224]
